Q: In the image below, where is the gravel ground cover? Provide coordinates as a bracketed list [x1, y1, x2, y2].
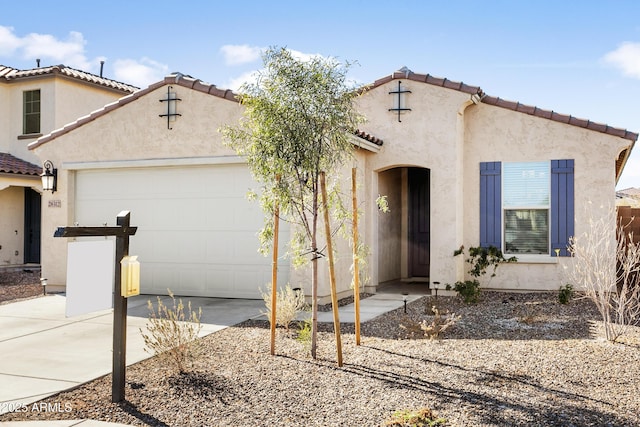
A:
[1, 286, 639, 426]
[0, 269, 43, 304]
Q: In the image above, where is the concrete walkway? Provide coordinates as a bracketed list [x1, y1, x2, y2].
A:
[0, 291, 422, 425]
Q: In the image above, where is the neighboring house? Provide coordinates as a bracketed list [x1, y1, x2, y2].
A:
[30, 68, 637, 300]
[0, 64, 137, 266]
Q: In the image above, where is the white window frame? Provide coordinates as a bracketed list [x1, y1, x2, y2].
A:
[502, 161, 551, 259]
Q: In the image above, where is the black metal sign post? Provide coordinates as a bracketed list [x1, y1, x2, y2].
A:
[54, 210, 137, 403]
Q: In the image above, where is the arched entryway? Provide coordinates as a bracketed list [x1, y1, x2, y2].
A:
[377, 167, 430, 289]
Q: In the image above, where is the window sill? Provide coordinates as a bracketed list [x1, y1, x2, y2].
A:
[505, 254, 558, 264]
[18, 133, 43, 140]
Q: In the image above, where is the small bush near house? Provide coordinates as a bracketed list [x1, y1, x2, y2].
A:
[447, 245, 517, 303]
[139, 289, 202, 374]
[558, 284, 574, 305]
[261, 284, 307, 333]
[447, 280, 481, 304]
[384, 407, 447, 427]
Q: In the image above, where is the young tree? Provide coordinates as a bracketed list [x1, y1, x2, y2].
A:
[221, 47, 365, 358]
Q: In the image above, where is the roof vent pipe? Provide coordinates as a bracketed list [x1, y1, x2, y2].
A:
[36, 59, 40, 68]
[100, 60, 105, 78]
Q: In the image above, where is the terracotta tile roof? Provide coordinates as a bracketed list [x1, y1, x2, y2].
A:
[29, 73, 237, 150]
[0, 64, 138, 94]
[0, 152, 41, 176]
[354, 130, 383, 146]
[367, 67, 639, 143]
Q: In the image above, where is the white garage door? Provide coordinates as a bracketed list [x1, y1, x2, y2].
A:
[74, 164, 289, 298]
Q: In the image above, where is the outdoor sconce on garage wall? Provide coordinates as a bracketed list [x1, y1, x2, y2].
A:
[41, 160, 57, 193]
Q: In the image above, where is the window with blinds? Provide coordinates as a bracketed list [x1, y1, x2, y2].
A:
[503, 162, 549, 254]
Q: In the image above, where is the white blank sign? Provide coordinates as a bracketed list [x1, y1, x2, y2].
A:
[65, 240, 115, 318]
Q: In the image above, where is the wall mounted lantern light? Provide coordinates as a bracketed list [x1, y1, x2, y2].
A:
[388, 80, 411, 122]
[159, 86, 182, 130]
[41, 160, 57, 193]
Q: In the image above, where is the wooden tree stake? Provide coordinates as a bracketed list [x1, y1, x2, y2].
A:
[352, 167, 361, 345]
[320, 171, 343, 366]
[270, 177, 280, 355]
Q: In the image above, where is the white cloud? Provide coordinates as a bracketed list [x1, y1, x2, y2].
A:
[0, 26, 166, 87]
[21, 30, 90, 69]
[220, 44, 263, 66]
[0, 26, 94, 69]
[222, 47, 335, 92]
[287, 48, 323, 63]
[225, 70, 260, 91]
[112, 58, 169, 88]
[603, 42, 640, 79]
[0, 26, 23, 56]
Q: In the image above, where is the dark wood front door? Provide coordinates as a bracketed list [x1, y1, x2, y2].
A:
[24, 188, 41, 263]
[409, 168, 430, 277]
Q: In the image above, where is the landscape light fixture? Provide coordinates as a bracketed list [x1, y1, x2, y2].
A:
[41, 160, 57, 193]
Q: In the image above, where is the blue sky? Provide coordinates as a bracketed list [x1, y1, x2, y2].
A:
[2, 0, 640, 189]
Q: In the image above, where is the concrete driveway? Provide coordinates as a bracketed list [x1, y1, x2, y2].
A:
[0, 293, 265, 415]
[0, 290, 419, 416]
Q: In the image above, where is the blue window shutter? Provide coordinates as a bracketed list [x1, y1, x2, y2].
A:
[551, 159, 574, 257]
[480, 162, 502, 248]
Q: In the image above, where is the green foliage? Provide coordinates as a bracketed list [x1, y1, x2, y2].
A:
[220, 46, 365, 258]
[220, 46, 368, 358]
[139, 289, 202, 374]
[384, 407, 447, 427]
[376, 194, 390, 213]
[447, 280, 481, 304]
[295, 317, 313, 352]
[447, 245, 516, 303]
[558, 283, 574, 305]
[456, 245, 517, 278]
[261, 284, 307, 332]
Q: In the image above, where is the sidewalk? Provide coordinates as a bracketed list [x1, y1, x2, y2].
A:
[0, 291, 422, 425]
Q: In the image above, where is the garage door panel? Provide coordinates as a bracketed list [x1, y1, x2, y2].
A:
[76, 165, 289, 298]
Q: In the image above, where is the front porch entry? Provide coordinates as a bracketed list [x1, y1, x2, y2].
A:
[377, 167, 431, 289]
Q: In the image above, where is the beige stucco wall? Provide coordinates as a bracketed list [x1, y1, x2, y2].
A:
[0, 185, 27, 264]
[462, 104, 631, 291]
[3, 76, 129, 164]
[355, 78, 633, 293]
[377, 168, 402, 282]
[0, 85, 9, 153]
[33, 84, 243, 286]
[356, 80, 474, 289]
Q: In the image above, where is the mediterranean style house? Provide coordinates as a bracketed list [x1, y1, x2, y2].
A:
[0, 64, 137, 266]
[28, 68, 637, 301]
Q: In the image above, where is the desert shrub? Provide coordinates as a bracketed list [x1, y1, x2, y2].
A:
[449, 280, 481, 304]
[295, 317, 313, 352]
[558, 284, 574, 305]
[139, 289, 202, 373]
[261, 284, 307, 332]
[421, 306, 461, 340]
[400, 306, 460, 340]
[565, 204, 640, 342]
[384, 407, 447, 426]
[447, 245, 516, 303]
